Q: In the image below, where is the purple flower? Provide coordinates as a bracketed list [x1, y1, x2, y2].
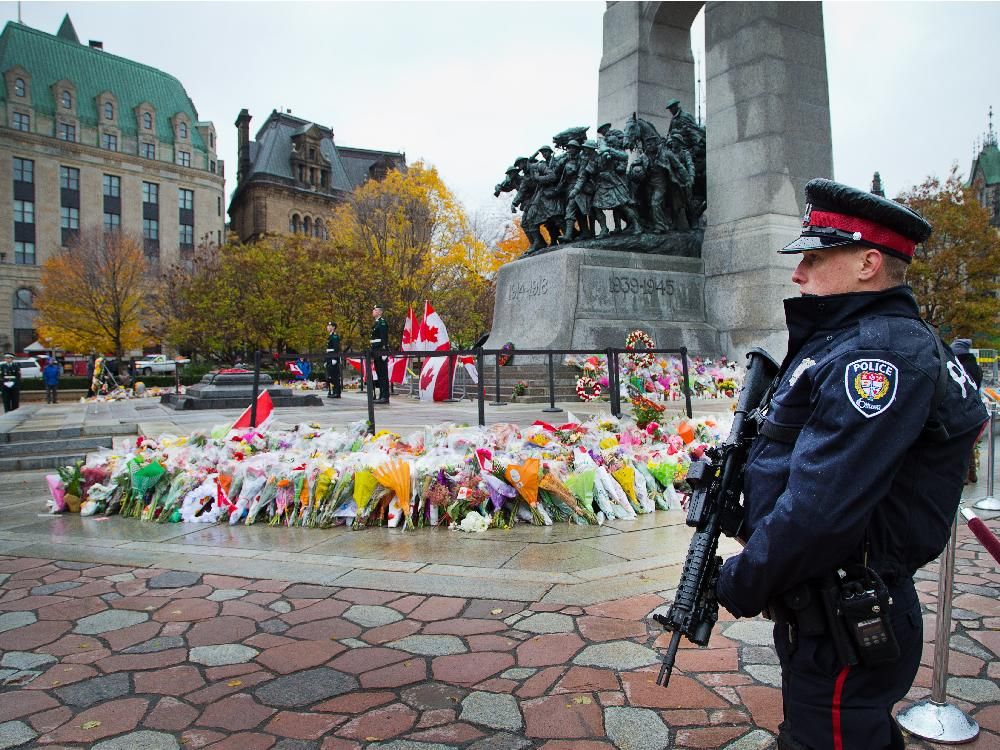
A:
[484, 475, 516, 511]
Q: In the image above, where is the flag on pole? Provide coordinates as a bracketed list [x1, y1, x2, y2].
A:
[401, 306, 419, 352]
[459, 355, 479, 384]
[232, 390, 274, 430]
[416, 301, 454, 401]
[389, 356, 409, 384]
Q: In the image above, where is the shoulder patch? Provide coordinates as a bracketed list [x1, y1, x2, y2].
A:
[844, 358, 898, 418]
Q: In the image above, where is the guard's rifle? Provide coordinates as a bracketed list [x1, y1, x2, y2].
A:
[653, 348, 778, 687]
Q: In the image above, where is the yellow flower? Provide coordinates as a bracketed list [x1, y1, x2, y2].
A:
[599, 437, 619, 449]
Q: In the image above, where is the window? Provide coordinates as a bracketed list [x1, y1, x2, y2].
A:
[57, 122, 76, 141]
[60, 206, 79, 229]
[217, 196, 222, 216]
[13, 157, 33, 183]
[178, 122, 188, 139]
[290, 214, 300, 233]
[209, 132, 214, 148]
[103, 174, 120, 198]
[140, 142, 155, 159]
[60, 166, 79, 191]
[179, 223, 193, 246]
[142, 112, 152, 129]
[14, 78, 25, 97]
[12, 112, 29, 131]
[104, 101, 114, 120]
[103, 212, 120, 231]
[101, 133, 118, 151]
[143, 182, 159, 204]
[61, 90, 72, 109]
[179, 188, 193, 210]
[143, 218, 159, 240]
[303, 217, 312, 235]
[210, 160, 216, 174]
[177, 151, 191, 167]
[14, 200, 34, 224]
[14, 241, 35, 265]
[14, 288, 33, 309]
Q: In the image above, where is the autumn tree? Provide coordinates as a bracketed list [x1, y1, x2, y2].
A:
[35, 229, 148, 368]
[898, 167, 1000, 346]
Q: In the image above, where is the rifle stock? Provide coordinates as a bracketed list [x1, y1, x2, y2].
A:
[654, 348, 779, 687]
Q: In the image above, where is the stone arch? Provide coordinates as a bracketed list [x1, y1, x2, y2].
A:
[290, 213, 300, 234]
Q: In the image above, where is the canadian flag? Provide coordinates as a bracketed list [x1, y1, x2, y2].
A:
[388, 356, 409, 385]
[232, 390, 274, 430]
[417, 301, 454, 401]
[401, 307, 419, 352]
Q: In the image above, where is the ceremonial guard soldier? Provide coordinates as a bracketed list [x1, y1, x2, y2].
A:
[369, 305, 390, 404]
[324, 322, 341, 399]
[0, 353, 20, 412]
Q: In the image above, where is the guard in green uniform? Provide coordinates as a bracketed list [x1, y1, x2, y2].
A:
[370, 305, 390, 403]
[325, 322, 341, 398]
[1, 353, 21, 412]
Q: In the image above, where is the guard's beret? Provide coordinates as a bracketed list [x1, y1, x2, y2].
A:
[665, 99, 681, 110]
[780, 178, 932, 262]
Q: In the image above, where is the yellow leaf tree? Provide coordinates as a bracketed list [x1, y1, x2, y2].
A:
[35, 229, 148, 367]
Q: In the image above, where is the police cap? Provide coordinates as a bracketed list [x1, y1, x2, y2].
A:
[780, 178, 932, 262]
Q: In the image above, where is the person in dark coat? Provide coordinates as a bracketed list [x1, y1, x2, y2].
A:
[325, 322, 342, 399]
[715, 179, 989, 750]
[370, 305, 390, 404]
[951, 338, 984, 482]
[0, 353, 20, 412]
[43, 359, 61, 404]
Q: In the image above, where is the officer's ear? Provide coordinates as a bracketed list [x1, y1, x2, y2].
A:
[856, 246, 885, 284]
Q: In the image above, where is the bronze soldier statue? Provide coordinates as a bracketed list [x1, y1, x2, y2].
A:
[596, 130, 641, 235]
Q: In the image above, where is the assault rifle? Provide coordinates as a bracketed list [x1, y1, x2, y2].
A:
[654, 348, 779, 687]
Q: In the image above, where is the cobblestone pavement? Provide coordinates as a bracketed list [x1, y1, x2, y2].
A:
[0, 514, 996, 750]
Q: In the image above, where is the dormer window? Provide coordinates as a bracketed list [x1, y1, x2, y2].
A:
[14, 78, 25, 97]
[179, 122, 188, 139]
[104, 101, 114, 120]
[61, 90, 72, 109]
[309, 147, 316, 160]
[143, 112, 152, 129]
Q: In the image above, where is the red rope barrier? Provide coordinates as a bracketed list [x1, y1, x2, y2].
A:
[962, 508, 1000, 565]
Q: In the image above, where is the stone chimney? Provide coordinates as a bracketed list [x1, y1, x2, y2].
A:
[235, 109, 252, 185]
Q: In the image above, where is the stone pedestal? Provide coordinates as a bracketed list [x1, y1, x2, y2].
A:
[485, 245, 719, 357]
[161, 371, 323, 410]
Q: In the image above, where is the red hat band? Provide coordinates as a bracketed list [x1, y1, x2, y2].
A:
[806, 209, 916, 259]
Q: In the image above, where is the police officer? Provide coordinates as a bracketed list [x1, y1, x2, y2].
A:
[715, 179, 988, 750]
[370, 305, 390, 404]
[0, 353, 20, 412]
[325, 322, 342, 399]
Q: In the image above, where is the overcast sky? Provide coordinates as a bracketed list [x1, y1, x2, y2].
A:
[5, 1, 998, 225]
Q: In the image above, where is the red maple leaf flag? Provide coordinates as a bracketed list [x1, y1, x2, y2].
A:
[389, 356, 408, 385]
[232, 390, 274, 430]
[418, 355, 455, 401]
[401, 307, 419, 352]
[418, 301, 450, 352]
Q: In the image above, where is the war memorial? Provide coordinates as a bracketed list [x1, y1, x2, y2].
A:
[0, 3, 997, 749]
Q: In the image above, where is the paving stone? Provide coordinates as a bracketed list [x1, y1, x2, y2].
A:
[123, 636, 186, 654]
[144, 696, 200, 731]
[517, 633, 585, 667]
[284, 584, 338, 599]
[54, 561, 93, 570]
[361, 658, 427, 689]
[30, 581, 82, 596]
[91, 730, 180, 749]
[522, 693, 604, 739]
[343, 605, 403, 627]
[189, 644, 259, 666]
[388, 635, 467, 656]
[0, 720, 37, 749]
[950, 634, 994, 661]
[0, 652, 56, 670]
[188, 616, 258, 646]
[339, 638, 368, 649]
[514, 613, 575, 634]
[721, 620, 775, 646]
[274, 741, 320, 750]
[256, 640, 345, 674]
[55, 672, 131, 707]
[266, 710, 343, 740]
[0, 612, 36, 634]
[460, 691, 523, 731]
[946, 677, 1000, 703]
[604, 707, 671, 750]
[573, 641, 660, 670]
[366, 743, 457, 750]
[0, 671, 14, 682]
[133, 665, 205, 696]
[466, 733, 531, 750]
[148, 571, 202, 589]
[43, 697, 149, 744]
[328, 646, 409, 675]
[744, 664, 782, 687]
[197, 693, 275, 732]
[501, 668, 538, 679]
[409, 597, 466, 622]
[432, 652, 514, 686]
[722, 729, 776, 750]
[337, 702, 417, 741]
[105, 573, 137, 583]
[74, 609, 148, 635]
[269, 600, 293, 613]
[400, 682, 468, 711]
[742, 646, 780, 665]
[2, 670, 40, 687]
[255, 667, 358, 707]
[553, 666, 620, 694]
[208, 589, 248, 602]
[576, 616, 646, 642]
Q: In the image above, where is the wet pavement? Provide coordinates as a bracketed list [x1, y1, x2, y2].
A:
[0, 397, 996, 748]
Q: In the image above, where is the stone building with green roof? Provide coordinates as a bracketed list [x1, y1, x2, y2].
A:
[0, 15, 225, 353]
[970, 117, 1000, 230]
[229, 108, 405, 243]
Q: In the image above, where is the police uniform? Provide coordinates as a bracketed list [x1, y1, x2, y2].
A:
[715, 180, 988, 750]
[370, 310, 390, 403]
[0, 356, 20, 412]
[325, 327, 341, 398]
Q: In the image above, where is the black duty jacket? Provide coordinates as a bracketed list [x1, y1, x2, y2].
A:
[717, 286, 988, 618]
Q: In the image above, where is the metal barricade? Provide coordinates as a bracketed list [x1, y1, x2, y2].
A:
[974, 401, 998, 511]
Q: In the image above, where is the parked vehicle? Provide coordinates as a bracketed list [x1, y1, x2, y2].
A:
[134, 355, 190, 376]
[14, 357, 41, 378]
